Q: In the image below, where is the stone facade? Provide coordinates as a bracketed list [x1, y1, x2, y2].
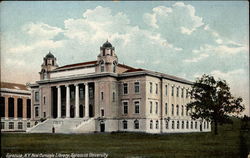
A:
[28, 41, 211, 133]
[0, 82, 34, 132]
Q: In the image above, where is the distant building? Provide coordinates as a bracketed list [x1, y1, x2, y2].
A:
[0, 82, 33, 132]
[28, 41, 211, 133]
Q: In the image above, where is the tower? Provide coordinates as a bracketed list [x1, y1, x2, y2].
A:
[97, 40, 118, 73]
[40, 52, 58, 80]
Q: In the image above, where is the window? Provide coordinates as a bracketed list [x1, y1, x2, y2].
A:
[176, 105, 179, 116]
[123, 102, 128, 114]
[70, 91, 75, 99]
[1, 122, 4, 129]
[191, 121, 193, 129]
[156, 120, 159, 129]
[123, 120, 127, 129]
[181, 105, 184, 116]
[35, 107, 39, 117]
[186, 89, 189, 98]
[101, 92, 104, 100]
[150, 101, 153, 114]
[172, 121, 175, 129]
[171, 86, 174, 96]
[207, 122, 209, 129]
[123, 83, 128, 94]
[112, 92, 115, 102]
[150, 82, 152, 93]
[181, 88, 184, 98]
[177, 121, 180, 129]
[204, 122, 206, 129]
[165, 103, 168, 115]
[155, 83, 158, 94]
[101, 109, 104, 117]
[165, 85, 168, 96]
[155, 102, 158, 114]
[100, 61, 105, 72]
[165, 120, 169, 129]
[182, 121, 184, 129]
[113, 63, 116, 73]
[134, 82, 140, 93]
[35, 92, 39, 102]
[80, 87, 84, 99]
[186, 106, 189, 116]
[134, 101, 140, 114]
[195, 122, 198, 129]
[186, 121, 189, 129]
[172, 104, 174, 116]
[150, 120, 153, 129]
[176, 87, 179, 97]
[134, 120, 139, 129]
[43, 96, 46, 104]
[27, 122, 31, 128]
[9, 122, 14, 129]
[43, 112, 46, 118]
[18, 122, 23, 129]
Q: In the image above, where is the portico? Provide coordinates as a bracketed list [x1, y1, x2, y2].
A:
[52, 82, 94, 119]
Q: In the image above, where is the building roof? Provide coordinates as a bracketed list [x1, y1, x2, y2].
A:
[45, 52, 55, 59]
[102, 40, 113, 48]
[0, 82, 29, 91]
[55, 60, 97, 70]
[52, 59, 192, 84]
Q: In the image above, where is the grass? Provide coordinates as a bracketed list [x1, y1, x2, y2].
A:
[1, 118, 250, 158]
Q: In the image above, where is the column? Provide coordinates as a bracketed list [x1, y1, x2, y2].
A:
[23, 98, 27, 120]
[75, 84, 79, 118]
[57, 86, 61, 118]
[14, 97, 18, 119]
[5, 96, 8, 119]
[85, 83, 89, 118]
[66, 85, 70, 118]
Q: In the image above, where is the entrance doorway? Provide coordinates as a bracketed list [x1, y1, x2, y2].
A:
[100, 121, 105, 132]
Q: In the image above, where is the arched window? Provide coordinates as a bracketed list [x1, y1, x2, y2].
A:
[134, 120, 139, 129]
[177, 121, 180, 129]
[172, 120, 175, 129]
[150, 120, 153, 129]
[113, 61, 117, 73]
[165, 120, 169, 129]
[99, 60, 105, 72]
[181, 105, 184, 116]
[171, 104, 174, 116]
[182, 121, 184, 129]
[156, 120, 159, 129]
[195, 121, 198, 129]
[123, 120, 127, 129]
[176, 105, 179, 116]
[186, 121, 189, 129]
[186, 106, 189, 116]
[165, 103, 168, 115]
[191, 121, 193, 129]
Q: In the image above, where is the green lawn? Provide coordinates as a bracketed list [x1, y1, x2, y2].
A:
[1, 118, 250, 158]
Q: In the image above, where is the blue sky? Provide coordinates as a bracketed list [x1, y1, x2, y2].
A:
[1, 1, 249, 115]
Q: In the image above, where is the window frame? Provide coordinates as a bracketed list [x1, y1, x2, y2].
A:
[134, 82, 140, 94]
[123, 83, 128, 95]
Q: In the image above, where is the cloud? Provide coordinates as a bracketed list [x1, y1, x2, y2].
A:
[144, 2, 204, 35]
[22, 22, 63, 40]
[184, 53, 209, 63]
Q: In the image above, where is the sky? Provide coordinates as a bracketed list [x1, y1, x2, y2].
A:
[1, 1, 249, 115]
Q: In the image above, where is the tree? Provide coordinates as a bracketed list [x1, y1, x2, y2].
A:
[187, 74, 245, 135]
